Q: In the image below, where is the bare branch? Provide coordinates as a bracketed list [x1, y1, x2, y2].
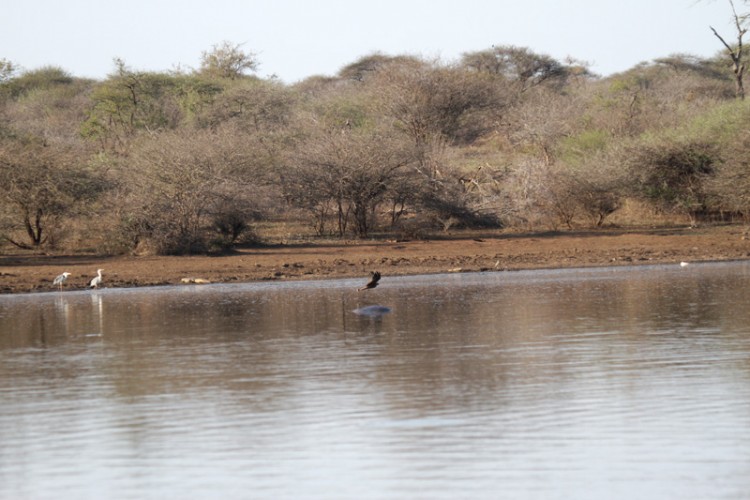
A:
[711, 26, 738, 56]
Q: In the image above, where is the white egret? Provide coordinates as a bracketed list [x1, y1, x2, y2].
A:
[89, 269, 104, 289]
[53, 272, 71, 291]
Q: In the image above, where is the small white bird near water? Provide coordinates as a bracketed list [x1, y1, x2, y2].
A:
[89, 269, 104, 288]
[53, 272, 71, 291]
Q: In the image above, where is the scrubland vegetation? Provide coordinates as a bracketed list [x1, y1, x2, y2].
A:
[2, 38, 750, 256]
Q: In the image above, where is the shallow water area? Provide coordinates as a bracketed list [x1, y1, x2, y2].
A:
[2, 262, 750, 499]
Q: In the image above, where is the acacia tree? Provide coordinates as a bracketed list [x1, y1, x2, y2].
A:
[621, 137, 717, 222]
[705, 132, 750, 217]
[1, 67, 93, 144]
[0, 138, 106, 248]
[83, 59, 176, 151]
[374, 63, 503, 149]
[697, 103, 750, 218]
[198, 41, 258, 80]
[199, 79, 295, 134]
[337, 53, 426, 82]
[551, 157, 625, 228]
[461, 45, 573, 93]
[285, 114, 419, 237]
[121, 128, 263, 254]
[82, 59, 221, 152]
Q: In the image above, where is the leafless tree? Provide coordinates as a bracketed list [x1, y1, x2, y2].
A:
[710, 0, 748, 99]
[120, 128, 263, 254]
[0, 138, 106, 248]
[284, 115, 419, 237]
[373, 62, 505, 149]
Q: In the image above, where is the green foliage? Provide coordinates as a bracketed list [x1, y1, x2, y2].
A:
[654, 53, 729, 82]
[558, 129, 611, 164]
[82, 61, 224, 149]
[607, 73, 649, 94]
[320, 99, 371, 131]
[175, 77, 224, 122]
[0, 66, 74, 99]
[677, 99, 750, 143]
[622, 136, 717, 216]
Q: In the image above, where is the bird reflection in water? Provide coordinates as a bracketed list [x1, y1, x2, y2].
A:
[349, 271, 392, 332]
[88, 293, 104, 337]
[352, 305, 392, 317]
[354, 271, 391, 317]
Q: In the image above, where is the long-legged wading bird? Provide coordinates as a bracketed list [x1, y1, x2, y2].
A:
[89, 269, 104, 289]
[358, 271, 381, 291]
[53, 272, 72, 291]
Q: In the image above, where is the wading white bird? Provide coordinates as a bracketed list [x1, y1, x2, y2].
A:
[89, 269, 104, 289]
[53, 272, 72, 291]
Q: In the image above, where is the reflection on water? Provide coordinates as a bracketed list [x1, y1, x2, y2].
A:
[2, 262, 750, 499]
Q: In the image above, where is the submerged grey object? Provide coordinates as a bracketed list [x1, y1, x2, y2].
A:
[352, 305, 392, 316]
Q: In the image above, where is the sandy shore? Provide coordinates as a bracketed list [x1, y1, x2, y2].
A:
[2, 225, 749, 294]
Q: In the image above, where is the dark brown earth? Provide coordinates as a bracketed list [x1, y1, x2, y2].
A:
[2, 225, 750, 294]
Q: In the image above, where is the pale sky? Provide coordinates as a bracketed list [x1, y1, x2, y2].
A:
[2, 0, 738, 83]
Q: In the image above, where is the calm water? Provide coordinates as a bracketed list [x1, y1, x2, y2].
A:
[2, 262, 750, 499]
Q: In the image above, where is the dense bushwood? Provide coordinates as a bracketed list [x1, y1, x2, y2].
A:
[0, 137, 107, 248]
[1, 39, 749, 254]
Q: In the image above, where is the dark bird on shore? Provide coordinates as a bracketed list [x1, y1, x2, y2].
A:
[358, 271, 381, 291]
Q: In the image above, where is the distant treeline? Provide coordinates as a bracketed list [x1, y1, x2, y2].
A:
[1, 42, 749, 255]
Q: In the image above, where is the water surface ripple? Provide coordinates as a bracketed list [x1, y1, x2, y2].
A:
[1, 262, 750, 499]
